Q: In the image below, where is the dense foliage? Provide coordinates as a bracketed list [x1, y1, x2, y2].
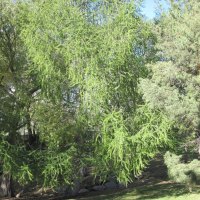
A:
[164, 151, 200, 191]
[140, 0, 200, 151]
[20, 0, 172, 185]
[3, 0, 200, 197]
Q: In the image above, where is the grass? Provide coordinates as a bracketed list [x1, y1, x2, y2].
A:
[69, 181, 200, 200]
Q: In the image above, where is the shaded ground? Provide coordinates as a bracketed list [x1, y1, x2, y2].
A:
[72, 181, 200, 200]
[3, 180, 200, 200]
[2, 155, 200, 200]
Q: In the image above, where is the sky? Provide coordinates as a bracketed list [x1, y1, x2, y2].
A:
[142, 0, 169, 19]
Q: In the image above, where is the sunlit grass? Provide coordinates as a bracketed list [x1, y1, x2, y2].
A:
[69, 182, 200, 200]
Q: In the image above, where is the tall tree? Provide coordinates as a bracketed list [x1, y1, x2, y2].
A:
[0, 0, 40, 196]
[21, 0, 172, 185]
[0, 0, 173, 197]
[140, 0, 200, 153]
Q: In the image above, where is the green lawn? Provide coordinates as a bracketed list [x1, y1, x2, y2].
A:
[69, 182, 200, 200]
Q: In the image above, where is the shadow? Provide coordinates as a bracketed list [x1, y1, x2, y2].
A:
[73, 188, 131, 200]
[72, 182, 200, 200]
[68, 155, 200, 200]
[134, 182, 200, 200]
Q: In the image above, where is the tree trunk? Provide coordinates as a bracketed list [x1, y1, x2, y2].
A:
[196, 136, 200, 160]
[0, 173, 14, 197]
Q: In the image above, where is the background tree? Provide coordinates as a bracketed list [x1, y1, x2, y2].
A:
[140, 0, 200, 155]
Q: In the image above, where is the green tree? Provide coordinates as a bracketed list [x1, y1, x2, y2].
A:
[140, 0, 200, 154]
[0, 0, 40, 196]
[164, 151, 200, 191]
[0, 0, 173, 197]
[21, 0, 172, 185]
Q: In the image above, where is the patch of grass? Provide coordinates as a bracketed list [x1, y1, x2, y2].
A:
[69, 182, 200, 200]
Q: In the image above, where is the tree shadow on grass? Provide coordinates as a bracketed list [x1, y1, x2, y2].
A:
[134, 183, 193, 200]
[127, 182, 200, 200]
[74, 182, 200, 200]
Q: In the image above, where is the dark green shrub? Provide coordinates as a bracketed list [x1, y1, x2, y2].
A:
[164, 151, 200, 191]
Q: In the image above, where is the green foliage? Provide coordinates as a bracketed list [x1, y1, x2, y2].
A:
[41, 147, 77, 187]
[31, 101, 76, 148]
[95, 105, 173, 184]
[0, 134, 33, 185]
[0, 0, 174, 191]
[164, 151, 200, 188]
[140, 1, 200, 153]
[20, 0, 147, 107]
[20, 0, 165, 186]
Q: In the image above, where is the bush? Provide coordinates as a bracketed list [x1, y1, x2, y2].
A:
[164, 151, 200, 191]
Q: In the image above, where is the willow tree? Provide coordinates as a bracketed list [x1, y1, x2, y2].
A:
[0, 0, 172, 196]
[140, 0, 200, 154]
[19, 0, 173, 185]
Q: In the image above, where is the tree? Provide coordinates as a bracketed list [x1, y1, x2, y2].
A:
[0, 0, 40, 196]
[21, 0, 172, 184]
[164, 151, 200, 191]
[0, 0, 173, 197]
[140, 0, 200, 154]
